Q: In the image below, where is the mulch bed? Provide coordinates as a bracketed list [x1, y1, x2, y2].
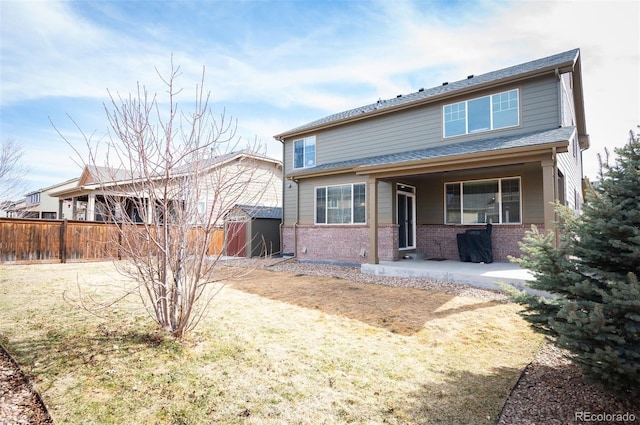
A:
[498, 342, 639, 425]
[0, 343, 53, 424]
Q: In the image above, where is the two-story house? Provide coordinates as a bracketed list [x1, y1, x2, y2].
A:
[274, 48, 589, 265]
[9, 178, 78, 219]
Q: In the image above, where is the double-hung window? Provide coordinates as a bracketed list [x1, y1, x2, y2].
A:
[316, 183, 366, 224]
[443, 89, 519, 138]
[445, 177, 521, 224]
[293, 136, 316, 169]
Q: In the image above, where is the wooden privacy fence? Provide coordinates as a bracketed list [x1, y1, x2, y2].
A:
[0, 218, 224, 264]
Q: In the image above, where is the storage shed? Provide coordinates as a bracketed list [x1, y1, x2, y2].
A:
[224, 204, 282, 257]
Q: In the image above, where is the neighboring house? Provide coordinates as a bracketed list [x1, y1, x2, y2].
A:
[8, 178, 78, 219]
[50, 151, 283, 226]
[274, 48, 589, 265]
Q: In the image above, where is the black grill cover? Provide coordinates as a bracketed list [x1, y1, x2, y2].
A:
[456, 224, 493, 263]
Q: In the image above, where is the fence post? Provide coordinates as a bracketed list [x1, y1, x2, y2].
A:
[59, 219, 67, 263]
[117, 222, 122, 261]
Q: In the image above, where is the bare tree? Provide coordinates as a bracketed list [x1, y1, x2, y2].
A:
[0, 138, 29, 202]
[58, 61, 280, 338]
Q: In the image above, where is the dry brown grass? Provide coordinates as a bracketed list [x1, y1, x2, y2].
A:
[0, 261, 543, 424]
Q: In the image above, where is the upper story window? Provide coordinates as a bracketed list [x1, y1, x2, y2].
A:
[445, 177, 521, 224]
[293, 136, 316, 169]
[27, 193, 41, 205]
[443, 89, 519, 138]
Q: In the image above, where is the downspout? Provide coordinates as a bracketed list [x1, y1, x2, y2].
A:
[552, 146, 559, 247]
[552, 146, 558, 203]
[275, 136, 297, 258]
[555, 67, 562, 126]
[293, 178, 299, 258]
[553, 67, 562, 246]
[277, 138, 286, 257]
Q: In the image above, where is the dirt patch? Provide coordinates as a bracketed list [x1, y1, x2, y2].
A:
[231, 269, 502, 336]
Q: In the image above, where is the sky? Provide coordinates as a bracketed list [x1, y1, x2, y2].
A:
[1, 0, 639, 197]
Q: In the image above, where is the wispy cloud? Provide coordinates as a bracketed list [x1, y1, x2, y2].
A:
[1, 0, 638, 192]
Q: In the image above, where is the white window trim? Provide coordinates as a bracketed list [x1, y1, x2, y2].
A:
[397, 183, 417, 251]
[314, 183, 367, 225]
[444, 176, 522, 225]
[293, 136, 316, 170]
[443, 88, 520, 138]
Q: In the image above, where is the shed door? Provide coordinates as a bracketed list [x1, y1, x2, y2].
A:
[226, 221, 247, 257]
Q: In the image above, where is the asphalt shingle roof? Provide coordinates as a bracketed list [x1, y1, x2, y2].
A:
[233, 204, 283, 219]
[281, 49, 579, 136]
[288, 126, 576, 177]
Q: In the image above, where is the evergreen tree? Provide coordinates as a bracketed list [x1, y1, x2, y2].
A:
[509, 129, 640, 397]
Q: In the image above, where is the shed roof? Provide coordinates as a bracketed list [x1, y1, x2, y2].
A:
[232, 204, 283, 220]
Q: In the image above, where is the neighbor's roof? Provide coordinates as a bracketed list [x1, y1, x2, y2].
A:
[288, 126, 576, 178]
[275, 49, 581, 140]
[50, 150, 281, 198]
[232, 204, 282, 220]
[171, 149, 281, 176]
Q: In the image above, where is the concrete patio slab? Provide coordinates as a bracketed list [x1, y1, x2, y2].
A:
[361, 258, 549, 296]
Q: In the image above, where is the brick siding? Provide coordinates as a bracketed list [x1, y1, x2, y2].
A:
[281, 223, 540, 263]
[417, 224, 542, 262]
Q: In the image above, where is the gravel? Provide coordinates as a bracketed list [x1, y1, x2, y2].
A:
[2, 258, 638, 424]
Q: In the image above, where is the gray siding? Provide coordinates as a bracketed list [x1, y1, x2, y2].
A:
[297, 174, 368, 225]
[283, 180, 298, 223]
[377, 180, 394, 224]
[557, 138, 583, 210]
[282, 75, 560, 174]
[557, 71, 584, 211]
[398, 163, 544, 225]
[521, 164, 544, 223]
[284, 174, 394, 226]
[286, 163, 549, 226]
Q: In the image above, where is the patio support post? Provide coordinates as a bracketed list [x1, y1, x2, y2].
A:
[71, 197, 78, 220]
[368, 176, 379, 264]
[541, 158, 556, 244]
[87, 194, 96, 222]
[146, 197, 154, 224]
